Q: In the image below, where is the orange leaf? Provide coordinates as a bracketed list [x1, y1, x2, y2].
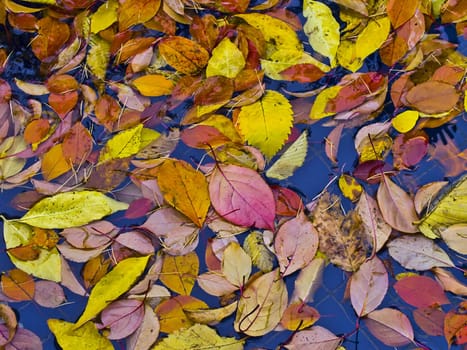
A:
[1, 269, 35, 301]
[116, 37, 156, 64]
[31, 17, 70, 62]
[82, 255, 111, 290]
[405, 81, 460, 114]
[48, 91, 78, 119]
[159, 252, 199, 295]
[158, 36, 210, 75]
[95, 94, 121, 131]
[280, 302, 320, 331]
[156, 159, 210, 227]
[7, 245, 40, 261]
[46, 74, 79, 94]
[62, 122, 93, 165]
[118, 0, 161, 31]
[41, 144, 72, 181]
[387, 0, 421, 29]
[132, 75, 175, 96]
[24, 119, 50, 145]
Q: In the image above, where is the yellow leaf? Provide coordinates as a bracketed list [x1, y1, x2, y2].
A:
[41, 144, 72, 181]
[303, 0, 340, 67]
[266, 130, 308, 180]
[236, 90, 293, 158]
[16, 190, 129, 229]
[418, 175, 467, 239]
[76, 255, 151, 327]
[159, 252, 199, 295]
[5, 0, 44, 13]
[132, 74, 175, 96]
[48, 319, 113, 350]
[464, 93, 467, 112]
[338, 174, 363, 202]
[152, 323, 244, 350]
[0, 136, 27, 180]
[185, 302, 238, 325]
[222, 242, 252, 287]
[206, 38, 246, 78]
[199, 114, 243, 144]
[392, 110, 419, 133]
[99, 123, 159, 162]
[234, 269, 288, 336]
[3, 221, 61, 282]
[155, 159, 210, 227]
[309, 85, 342, 119]
[260, 50, 303, 80]
[87, 35, 110, 80]
[90, 0, 118, 34]
[243, 231, 274, 272]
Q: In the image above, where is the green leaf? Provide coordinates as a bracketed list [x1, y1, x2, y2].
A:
[236, 90, 293, 159]
[76, 255, 151, 327]
[3, 220, 61, 282]
[15, 190, 129, 229]
[90, 0, 118, 34]
[206, 38, 246, 78]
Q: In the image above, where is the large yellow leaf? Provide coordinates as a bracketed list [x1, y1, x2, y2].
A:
[3, 221, 61, 282]
[236, 90, 293, 158]
[206, 37, 246, 78]
[15, 190, 129, 229]
[75, 255, 151, 327]
[159, 252, 199, 295]
[132, 74, 175, 96]
[48, 319, 113, 350]
[90, 0, 118, 34]
[155, 159, 210, 227]
[303, 0, 340, 67]
[266, 130, 308, 180]
[99, 123, 160, 163]
[234, 269, 287, 336]
[152, 323, 244, 349]
[87, 35, 110, 80]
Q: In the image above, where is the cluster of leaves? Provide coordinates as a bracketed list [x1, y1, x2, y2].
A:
[0, 0, 466, 349]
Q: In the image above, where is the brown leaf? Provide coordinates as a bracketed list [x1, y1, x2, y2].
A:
[31, 17, 70, 62]
[405, 81, 460, 114]
[309, 192, 368, 272]
[1, 269, 35, 301]
[387, 0, 421, 29]
[119, 0, 161, 30]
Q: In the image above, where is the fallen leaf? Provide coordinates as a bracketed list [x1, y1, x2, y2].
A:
[243, 231, 275, 273]
[405, 81, 460, 114]
[284, 326, 341, 349]
[1, 269, 34, 301]
[159, 252, 199, 295]
[413, 307, 445, 336]
[222, 242, 252, 288]
[206, 38, 245, 78]
[118, 0, 161, 30]
[96, 299, 145, 340]
[394, 275, 449, 308]
[364, 308, 414, 347]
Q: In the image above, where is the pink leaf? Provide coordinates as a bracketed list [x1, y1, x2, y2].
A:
[350, 256, 388, 316]
[365, 308, 414, 347]
[124, 198, 154, 219]
[33, 281, 66, 308]
[61, 221, 117, 249]
[97, 299, 145, 340]
[126, 304, 160, 350]
[394, 275, 450, 308]
[413, 307, 445, 336]
[116, 231, 154, 255]
[3, 327, 42, 350]
[209, 164, 275, 229]
[274, 211, 319, 276]
[284, 326, 341, 349]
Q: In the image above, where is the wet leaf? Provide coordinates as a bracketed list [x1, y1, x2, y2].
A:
[405, 81, 460, 114]
[387, 0, 421, 29]
[15, 190, 128, 229]
[87, 35, 110, 80]
[48, 319, 113, 350]
[209, 164, 275, 230]
[0, 304, 17, 342]
[97, 299, 144, 340]
[392, 110, 419, 133]
[1, 269, 34, 301]
[234, 269, 287, 336]
[274, 211, 319, 276]
[31, 17, 70, 62]
[33, 280, 65, 308]
[284, 326, 341, 349]
[413, 307, 445, 336]
[156, 159, 210, 227]
[387, 235, 455, 270]
[159, 252, 199, 295]
[280, 302, 320, 331]
[75, 255, 150, 327]
[118, 0, 161, 30]
[236, 90, 293, 159]
[433, 267, 467, 296]
[206, 38, 246, 78]
[126, 304, 160, 350]
[222, 242, 252, 288]
[350, 257, 388, 317]
[152, 323, 244, 349]
[365, 308, 414, 347]
[243, 231, 275, 273]
[394, 275, 449, 308]
[90, 0, 118, 33]
[185, 301, 238, 325]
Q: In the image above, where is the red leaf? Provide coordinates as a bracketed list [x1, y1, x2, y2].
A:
[394, 275, 450, 308]
[413, 307, 445, 336]
[209, 164, 276, 229]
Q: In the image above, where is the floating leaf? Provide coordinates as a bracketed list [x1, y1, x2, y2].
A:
[156, 159, 210, 227]
[413, 307, 445, 336]
[34, 280, 65, 308]
[152, 323, 244, 349]
[159, 252, 199, 295]
[440, 224, 467, 254]
[243, 231, 275, 273]
[31, 16, 70, 61]
[222, 242, 252, 288]
[303, 0, 340, 67]
[433, 267, 467, 296]
[234, 269, 287, 336]
[209, 164, 276, 230]
[291, 257, 325, 304]
[48, 319, 113, 350]
[387, 235, 455, 270]
[280, 302, 320, 331]
[377, 175, 419, 233]
[405, 81, 460, 114]
[266, 130, 308, 180]
[90, 0, 118, 33]
[338, 174, 363, 202]
[236, 90, 293, 159]
[274, 211, 319, 276]
[97, 299, 145, 340]
[184, 302, 238, 325]
[126, 304, 160, 350]
[15, 190, 128, 229]
[350, 257, 388, 317]
[1, 269, 34, 301]
[118, 0, 161, 30]
[132, 75, 175, 96]
[392, 110, 419, 133]
[86, 35, 110, 80]
[387, 0, 421, 28]
[75, 255, 150, 327]
[394, 275, 449, 308]
[284, 326, 341, 349]
[365, 308, 414, 347]
[206, 38, 246, 78]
